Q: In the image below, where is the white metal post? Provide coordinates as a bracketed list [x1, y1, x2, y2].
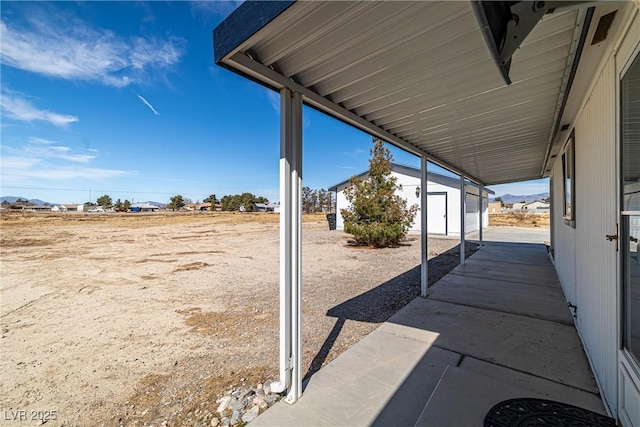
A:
[479, 184, 484, 250]
[421, 156, 428, 297]
[460, 175, 466, 266]
[279, 88, 303, 404]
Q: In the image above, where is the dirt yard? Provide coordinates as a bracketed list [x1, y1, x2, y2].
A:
[489, 212, 550, 228]
[0, 212, 470, 426]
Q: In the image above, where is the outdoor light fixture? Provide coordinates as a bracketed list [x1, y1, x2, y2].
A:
[472, 1, 592, 85]
[416, 186, 421, 198]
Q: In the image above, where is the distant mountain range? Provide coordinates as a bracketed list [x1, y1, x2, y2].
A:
[1, 196, 167, 208]
[490, 193, 550, 204]
[1, 196, 52, 205]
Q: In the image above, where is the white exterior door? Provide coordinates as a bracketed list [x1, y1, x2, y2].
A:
[427, 193, 447, 235]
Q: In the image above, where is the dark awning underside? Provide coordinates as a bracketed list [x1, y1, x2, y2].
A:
[214, 1, 590, 185]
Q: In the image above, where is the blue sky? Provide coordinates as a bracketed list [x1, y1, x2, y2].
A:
[0, 2, 548, 205]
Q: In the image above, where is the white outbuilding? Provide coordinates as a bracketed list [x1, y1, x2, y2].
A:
[522, 200, 551, 213]
[130, 203, 160, 213]
[328, 163, 493, 235]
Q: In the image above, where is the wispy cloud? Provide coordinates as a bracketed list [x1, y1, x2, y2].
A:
[1, 93, 78, 127]
[341, 148, 366, 156]
[136, 93, 160, 115]
[266, 90, 280, 113]
[22, 137, 96, 163]
[0, 155, 42, 170]
[0, 13, 185, 87]
[1, 136, 130, 182]
[29, 136, 56, 145]
[1, 166, 131, 181]
[191, 1, 243, 20]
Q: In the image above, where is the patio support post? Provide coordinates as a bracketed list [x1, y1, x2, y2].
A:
[420, 156, 428, 297]
[460, 174, 466, 265]
[278, 87, 303, 404]
[479, 184, 484, 249]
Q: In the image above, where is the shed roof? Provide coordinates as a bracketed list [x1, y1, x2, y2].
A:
[131, 203, 160, 209]
[213, 1, 592, 186]
[328, 163, 494, 195]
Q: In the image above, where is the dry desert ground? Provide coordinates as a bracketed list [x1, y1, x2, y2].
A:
[1, 211, 471, 426]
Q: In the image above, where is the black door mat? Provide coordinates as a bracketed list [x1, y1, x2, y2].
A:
[485, 398, 616, 427]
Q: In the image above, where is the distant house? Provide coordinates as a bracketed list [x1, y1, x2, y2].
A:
[130, 203, 160, 213]
[255, 203, 280, 213]
[22, 205, 51, 212]
[487, 202, 502, 214]
[329, 163, 493, 235]
[186, 202, 213, 211]
[52, 204, 81, 212]
[522, 201, 550, 213]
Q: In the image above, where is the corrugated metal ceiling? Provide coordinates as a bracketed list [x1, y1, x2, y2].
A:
[215, 1, 584, 185]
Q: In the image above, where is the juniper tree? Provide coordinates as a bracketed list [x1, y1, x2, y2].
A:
[169, 195, 185, 211]
[96, 194, 112, 208]
[204, 194, 218, 210]
[341, 137, 418, 248]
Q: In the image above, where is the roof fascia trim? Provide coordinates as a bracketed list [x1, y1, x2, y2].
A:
[224, 52, 484, 186]
[213, 1, 295, 63]
[329, 164, 494, 194]
[541, 6, 594, 176]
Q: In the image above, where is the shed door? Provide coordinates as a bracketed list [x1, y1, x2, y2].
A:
[465, 193, 479, 232]
[427, 193, 447, 235]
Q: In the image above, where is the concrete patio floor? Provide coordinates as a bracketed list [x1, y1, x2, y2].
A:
[251, 228, 607, 426]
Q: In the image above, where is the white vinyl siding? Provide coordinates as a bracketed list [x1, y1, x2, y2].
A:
[553, 51, 621, 418]
[573, 55, 618, 416]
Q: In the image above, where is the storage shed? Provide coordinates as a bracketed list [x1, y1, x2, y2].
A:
[328, 163, 492, 235]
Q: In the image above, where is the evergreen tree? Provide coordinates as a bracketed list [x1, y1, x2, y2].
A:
[169, 195, 185, 211]
[96, 194, 112, 208]
[220, 193, 268, 211]
[341, 137, 418, 248]
[204, 194, 218, 210]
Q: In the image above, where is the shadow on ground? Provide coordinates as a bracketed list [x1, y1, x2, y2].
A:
[303, 242, 478, 382]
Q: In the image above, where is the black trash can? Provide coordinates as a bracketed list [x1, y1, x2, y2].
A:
[326, 213, 337, 230]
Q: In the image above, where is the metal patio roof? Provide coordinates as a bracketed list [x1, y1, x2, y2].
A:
[214, 1, 590, 186]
